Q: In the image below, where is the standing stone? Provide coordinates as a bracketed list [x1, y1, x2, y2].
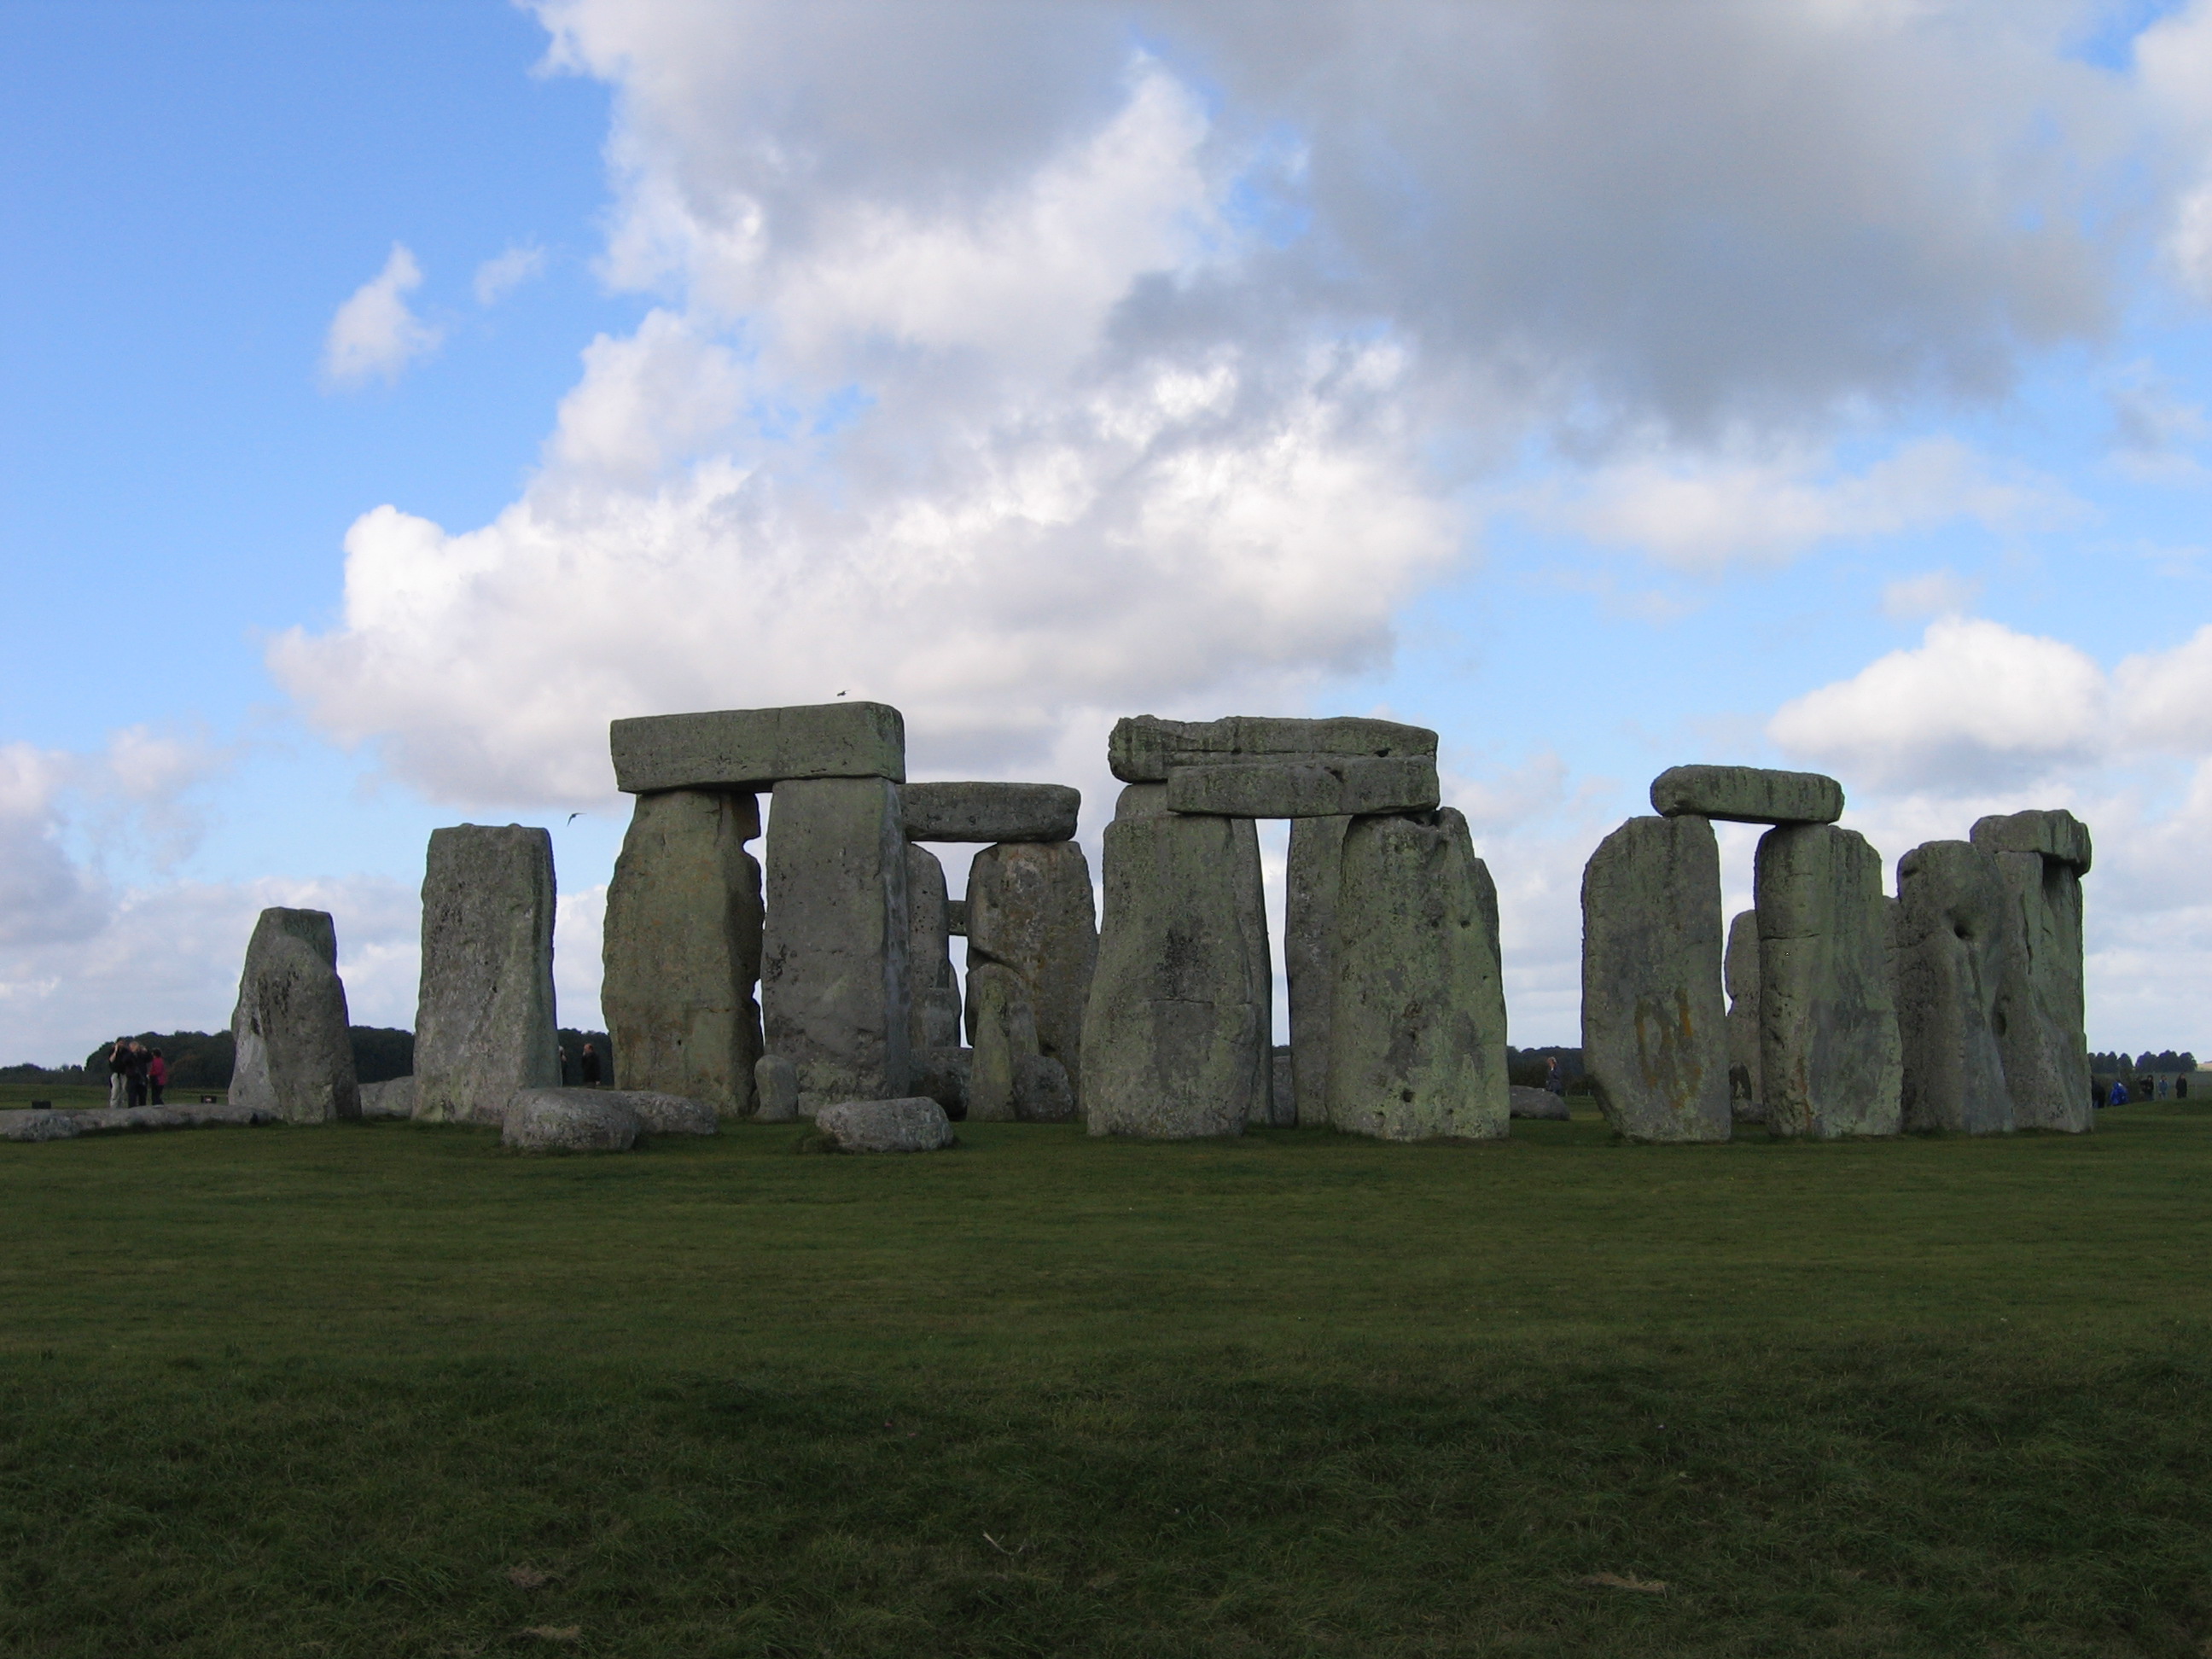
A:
[1973, 809, 2093, 1134]
[1725, 909, 1764, 1125]
[602, 789, 763, 1118]
[905, 845, 963, 1052]
[1895, 840, 2013, 1135]
[1755, 823, 1901, 1139]
[761, 778, 910, 1114]
[1580, 816, 1730, 1143]
[1286, 815, 1351, 1129]
[1329, 809, 1509, 1141]
[230, 907, 360, 1124]
[1082, 789, 1270, 1138]
[415, 825, 559, 1124]
[967, 962, 1037, 1124]
[754, 1054, 800, 1123]
[965, 841, 1099, 1104]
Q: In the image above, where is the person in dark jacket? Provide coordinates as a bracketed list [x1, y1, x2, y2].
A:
[579, 1043, 602, 1086]
[125, 1041, 149, 1108]
[107, 1040, 130, 1109]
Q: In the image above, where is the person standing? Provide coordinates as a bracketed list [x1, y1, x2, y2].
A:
[1544, 1055, 1564, 1097]
[579, 1042, 602, 1087]
[125, 1041, 149, 1108]
[147, 1048, 167, 1106]
[107, 1039, 129, 1109]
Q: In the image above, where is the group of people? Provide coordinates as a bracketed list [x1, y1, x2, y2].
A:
[103, 1039, 166, 1108]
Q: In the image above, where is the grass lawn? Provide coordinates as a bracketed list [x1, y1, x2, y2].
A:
[1, 1103, 2209, 1656]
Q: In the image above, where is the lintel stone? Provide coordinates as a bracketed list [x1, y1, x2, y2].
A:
[611, 701, 905, 793]
[1970, 807, 2092, 874]
[1109, 713, 1436, 783]
[1650, 765, 1843, 825]
[1165, 755, 1440, 818]
[902, 781, 1080, 842]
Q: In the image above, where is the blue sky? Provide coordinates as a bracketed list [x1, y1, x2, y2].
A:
[7, 0, 2212, 1064]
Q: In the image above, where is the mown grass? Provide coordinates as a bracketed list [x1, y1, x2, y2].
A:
[0, 1104, 2208, 1656]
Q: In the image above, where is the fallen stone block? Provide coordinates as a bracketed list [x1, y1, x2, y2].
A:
[620, 1091, 719, 1136]
[1165, 755, 1440, 818]
[1109, 714, 1437, 783]
[753, 1054, 800, 1123]
[0, 1111, 80, 1143]
[814, 1097, 955, 1153]
[1650, 765, 1843, 825]
[612, 701, 905, 793]
[74, 1108, 193, 1133]
[502, 1090, 639, 1153]
[415, 824, 562, 1124]
[358, 1077, 417, 1120]
[1509, 1085, 1569, 1121]
[1582, 815, 1732, 1144]
[1895, 840, 2013, 1135]
[1970, 807, 2092, 874]
[172, 1103, 280, 1127]
[902, 782, 1080, 843]
[230, 906, 361, 1125]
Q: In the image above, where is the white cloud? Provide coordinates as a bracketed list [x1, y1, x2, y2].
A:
[474, 242, 546, 306]
[322, 243, 442, 387]
[1879, 568, 1982, 620]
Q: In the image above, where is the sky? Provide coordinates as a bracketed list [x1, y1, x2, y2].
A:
[6, 0, 2212, 1066]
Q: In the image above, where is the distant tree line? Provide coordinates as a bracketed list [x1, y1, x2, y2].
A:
[55, 1028, 420, 1089]
[2091, 1051, 2198, 1075]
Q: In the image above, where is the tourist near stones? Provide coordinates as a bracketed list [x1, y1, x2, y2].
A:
[24, 697, 2101, 1156]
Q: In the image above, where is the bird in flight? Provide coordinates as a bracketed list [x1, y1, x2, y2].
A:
[567, 813, 580, 824]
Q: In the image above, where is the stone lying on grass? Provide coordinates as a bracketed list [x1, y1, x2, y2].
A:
[1, 1111, 81, 1142]
[0, 1103, 284, 1143]
[1509, 1086, 1569, 1121]
[813, 1097, 955, 1153]
[358, 1076, 416, 1120]
[620, 1091, 719, 1136]
[501, 1090, 640, 1153]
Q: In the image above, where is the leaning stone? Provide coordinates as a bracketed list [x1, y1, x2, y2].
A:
[619, 1091, 719, 1136]
[1286, 815, 1350, 1128]
[1756, 823, 1902, 1138]
[1082, 810, 1270, 1138]
[1329, 809, 1509, 1141]
[814, 1097, 955, 1152]
[1985, 843, 2093, 1132]
[905, 845, 963, 1053]
[965, 841, 1098, 1104]
[1895, 840, 2013, 1134]
[760, 777, 911, 1113]
[902, 782, 1080, 843]
[753, 1054, 800, 1123]
[1580, 816, 1731, 1143]
[0, 1111, 80, 1143]
[909, 1047, 970, 1120]
[414, 825, 561, 1124]
[1509, 1085, 1569, 1121]
[502, 1090, 639, 1153]
[967, 962, 1037, 1124]
[1650, 765, 1844, 826]
[1165, 755, 1440, 818]
[1015, 1054, 1077, 1122]
[602, 789, 764, 1117]
[1109, 714, 1438, 783]
[1970, 808, 2092, 874]
[1725, 910, 1765, 1125]
[611, 701, 905, 793]
[358, 1076, 417, 1121]
[230, 907, 361, 1125]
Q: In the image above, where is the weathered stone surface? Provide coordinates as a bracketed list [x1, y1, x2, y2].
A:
[1286, 815, 1350, 1129]
[1510, 1085, 1570, 1121]
[414, 826, 560, 1124]
[966, 962, 1036, 1124]
[1268, 1046, 1295, 1126]
[230, 907, 362, 1126]
[0, 1111, 80, 1142]
[502, 1089, 639, 1152]
[1756, 823, 1902, 1138]
[1082, 810, 1270, 1138]
[965, 841, 1098, 1105]
[1895, 841, 2013, 1134]
[1109, 714, 1438, 783]
[1165, 756, 1440, 819]
[359, 1076, 416, 1121]
[1581, 816, 1731, 1144]
[1329, 809, 1510, 1142]
[1016, 1055, 1077, 1122]
[901, 783, 1080, 843]
[622, 1091, 719, 1136]
[945, 899, 969, 937]
[602, 789, 763, 1118]
[1987, 846, 2093, 1132]
[909, 1047, 970, 1119]
[1725, 910, 1764, 1125]
[73, 1107, 192, 1132]
[1650, 765, 1844, 826]
[754, 1054, 800, 1122]
[611, 701, 905, 793]
[1971, 808, 2093, 874]
[814, 1097, 955, 1153]
[905, 845, 963, 1052]
[760, 778, 911, 1114]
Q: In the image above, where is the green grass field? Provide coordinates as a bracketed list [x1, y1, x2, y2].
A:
[2, 1104, 2209, 1656]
